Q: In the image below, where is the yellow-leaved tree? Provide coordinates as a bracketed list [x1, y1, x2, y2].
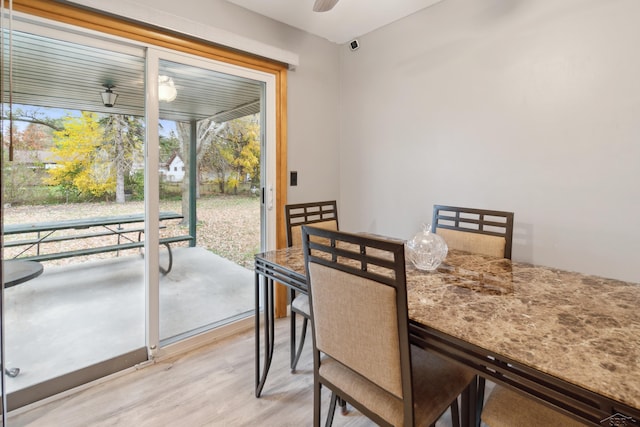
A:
[46, 111, 115, 199]
[198, 115, 260, 195]
[226, 115, 260, 194]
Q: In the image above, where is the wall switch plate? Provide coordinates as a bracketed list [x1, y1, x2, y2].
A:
[290, 171, 298, 186]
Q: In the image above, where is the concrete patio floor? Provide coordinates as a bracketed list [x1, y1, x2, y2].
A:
[3, 246, 254, 394]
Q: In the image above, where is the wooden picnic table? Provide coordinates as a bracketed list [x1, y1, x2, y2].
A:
[3, 212, 192, 275]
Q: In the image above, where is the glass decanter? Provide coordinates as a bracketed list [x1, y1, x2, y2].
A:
[406, 223, 448, 271]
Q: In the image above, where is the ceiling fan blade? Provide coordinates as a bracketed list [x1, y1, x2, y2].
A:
[313, 0, 339, 12]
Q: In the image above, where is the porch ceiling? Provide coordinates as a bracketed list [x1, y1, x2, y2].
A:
[5, 29, 262, 123]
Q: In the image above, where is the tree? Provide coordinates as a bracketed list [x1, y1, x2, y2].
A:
[226, 115, 260, 193]
[46, 112, 112, 199]
[21, 123, 54, 150]
[45, 112, 144, 202]
[200, 129, 228, 193]
[1, 108, 61, 204]
[174, 119, 224, 219]
[1, 107, 60, 159]
[159, 130, 181, 163]
[200, 115, 260, 194]
[101, 115, 144, 203]
[1, 107, 64, 132]
[164, 115, 260, 220]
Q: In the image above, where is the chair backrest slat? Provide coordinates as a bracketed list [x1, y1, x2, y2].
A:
[432, 205, 514, 259]
[285, 200, 338, 247]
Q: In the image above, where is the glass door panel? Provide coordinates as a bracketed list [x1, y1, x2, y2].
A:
[156, 58, 264, 343]
[1, 22, 147, 408]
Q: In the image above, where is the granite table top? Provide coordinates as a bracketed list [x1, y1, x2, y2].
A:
[256, 246, 640, 412]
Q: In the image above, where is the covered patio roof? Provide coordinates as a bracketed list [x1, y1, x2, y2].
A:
[4, 23, 263, 123]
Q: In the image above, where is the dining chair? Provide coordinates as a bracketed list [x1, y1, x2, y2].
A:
[432, 205, 588, 426]
[301, 226, 475, 427]
[284, 200, 339, 371]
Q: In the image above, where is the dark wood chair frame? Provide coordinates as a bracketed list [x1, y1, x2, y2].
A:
[285, 200, 339, 247]
[284, 200, 339, 371]
[432, 205, 514, 259]
[432, 204, 514, 424]
[302, 227, 410, 426]
[301, 226, 460, 427]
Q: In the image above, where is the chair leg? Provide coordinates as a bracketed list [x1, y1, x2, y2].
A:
[325, 392, 338, 427]
[476, 376, 486, 427]
[290, 289, 297, 369]
[314, 381, 322, 427]
[338, 397, 348, 415]
[291, 317, 308, 372]
[451, 397, 460, 427]
[477, 376, 486, 408]
[461, 379, 477, 427]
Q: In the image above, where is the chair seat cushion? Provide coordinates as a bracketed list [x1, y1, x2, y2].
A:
[291, 294, 309, 317]
[482, 385, 589, 427]
[319, 346, 474, 426]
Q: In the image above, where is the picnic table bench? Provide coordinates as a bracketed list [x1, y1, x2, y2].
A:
[3, 212, 193, 275]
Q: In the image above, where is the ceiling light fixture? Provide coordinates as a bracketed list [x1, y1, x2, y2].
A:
[158, 75, 177, 102]
[313, 0, 339, 12]
[101, 84, 119, 108]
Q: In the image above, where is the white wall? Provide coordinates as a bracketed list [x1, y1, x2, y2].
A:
[72, 0, 341, 204]
[339, 0, 640, 281]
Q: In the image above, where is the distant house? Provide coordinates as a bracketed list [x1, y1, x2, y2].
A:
[160, 152, 185, 182]
[11, 150, 60, 169]
[13, 150, 185, 183]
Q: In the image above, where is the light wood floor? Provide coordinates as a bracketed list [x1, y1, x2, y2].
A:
[8, 318, 456, 426]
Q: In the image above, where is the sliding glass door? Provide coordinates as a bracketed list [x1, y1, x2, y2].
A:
[1, 11, 278, 411]
[147, 52, 272, 348]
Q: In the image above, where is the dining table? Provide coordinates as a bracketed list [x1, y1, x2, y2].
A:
[254, 244, 640, 427]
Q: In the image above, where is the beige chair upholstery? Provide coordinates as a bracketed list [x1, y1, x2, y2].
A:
[482, 385, 589, 427]
[285, 201, 339, 372]
[302, 226, 475, 427]
[290, 219, 337, 247]
[319, 345, 474, 426]
[436, 228, 506, 258]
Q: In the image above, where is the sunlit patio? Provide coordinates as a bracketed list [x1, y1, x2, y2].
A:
[3, 247, 254, 396]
